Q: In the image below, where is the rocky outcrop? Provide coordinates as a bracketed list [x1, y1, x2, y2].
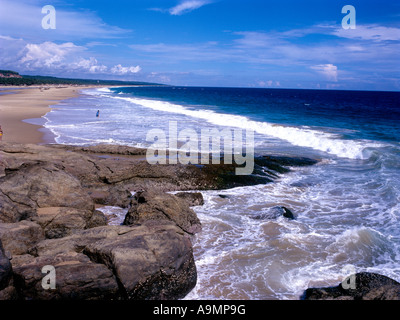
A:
[123, 190, 202, 235]
[12, 221, 196, 300]
[0, 142, 318, 210]
[0, 141, 318, 300]
[302, 272, 400, 300]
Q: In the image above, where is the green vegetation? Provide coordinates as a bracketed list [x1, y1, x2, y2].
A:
[0, 70, 163, 86]
[0, 70, 20, 76]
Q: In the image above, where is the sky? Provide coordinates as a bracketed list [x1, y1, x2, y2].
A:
[0, 0, 399, 90]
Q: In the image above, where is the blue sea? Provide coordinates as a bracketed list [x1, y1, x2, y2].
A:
[43, 86, 400, 299]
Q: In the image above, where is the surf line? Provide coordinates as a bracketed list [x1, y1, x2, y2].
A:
[145, 121, 254, 175]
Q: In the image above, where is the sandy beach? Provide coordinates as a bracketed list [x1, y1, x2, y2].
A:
[0, 86, 97, 144]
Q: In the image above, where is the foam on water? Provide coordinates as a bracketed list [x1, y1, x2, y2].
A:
[110, 95, 383, 160]
[185, 158, 400, 300]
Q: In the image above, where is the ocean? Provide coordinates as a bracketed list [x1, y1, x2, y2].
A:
[43, 86, 400, 299]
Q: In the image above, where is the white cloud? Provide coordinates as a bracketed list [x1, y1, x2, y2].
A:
[110, 64, 141, 75]
[0, 37, 140, 77]
[310, 64, 338, 82]
[332, 24, 400, 42]
[73, 57, 108, 73]
[19, 42, 84, 69]
[0, 0, 130, 41]
[169, 1, 210, 15]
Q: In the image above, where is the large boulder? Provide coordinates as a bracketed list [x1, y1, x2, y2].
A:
[302, 272, 400, 300]
[83, 221, 197, 300]
[0, 220, 45, 255]
[123, 190, 202, 235]
[12, 252, 120, 300]
[15, 221, 197, 300]
[0, 162, 94, 223]
[32, 207, 107, 239]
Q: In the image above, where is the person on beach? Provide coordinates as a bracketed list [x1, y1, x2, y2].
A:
[0, 125, 3, 141]
[96, 110, 100, 117]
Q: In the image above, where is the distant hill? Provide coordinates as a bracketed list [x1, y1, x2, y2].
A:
[0, 70, 23, 79]
[0, 70, 163, 86]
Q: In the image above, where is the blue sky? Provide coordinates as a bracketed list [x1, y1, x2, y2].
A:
[1, 0, 399, 90]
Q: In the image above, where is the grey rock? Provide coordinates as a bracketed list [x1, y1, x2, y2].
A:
[32, 207, 106, 239]
[0, 220, 45, 255]
[0, 161, 94, 223]
[252, 206, 296, 220]
[22, 221, 197, 300]
[175, 192, 204, 206]
[302, 272, 400, 300]
[123, 190, 202, 235]
[12, 252, 120, 300]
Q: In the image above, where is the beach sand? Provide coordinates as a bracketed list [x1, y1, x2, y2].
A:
[0, 86, 96, 144]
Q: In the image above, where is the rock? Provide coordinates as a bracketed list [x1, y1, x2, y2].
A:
[0, 220, 45, 255]
[12, 252, 120, 300]
[32, 207, 106, 239]
[83, 221, 197, 300]
[87, 210, 108, 229]
[87, 186, 133, 209]
[252, 206, 296, 220]
[0, 240, 12, 290]
[123, 190, 202, 235]
[0, 142, 320, 300]
[0, 162, 94, 223]
[175, 192, 204, 206]
[0, 142, 318, 207]
[20, 221, 197, 300]
[302, 272, 400, 300]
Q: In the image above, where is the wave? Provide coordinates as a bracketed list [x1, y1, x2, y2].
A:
[109, 95, 383, 160]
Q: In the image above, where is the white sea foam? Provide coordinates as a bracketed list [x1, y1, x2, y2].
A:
[95, 87, 112, 94]
[111, 96, 382, 160]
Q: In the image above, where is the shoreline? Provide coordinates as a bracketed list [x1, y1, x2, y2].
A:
[0, 85, 108, 145]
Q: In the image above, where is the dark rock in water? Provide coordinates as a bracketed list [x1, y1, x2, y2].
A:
[252, 206, 296, 220]
[218, 194, 229, 199]
[175, 192, 204, 206]
[302, 272, 400, 300]
[256, 155, 318, 170]
[123, 190, 202, 235]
